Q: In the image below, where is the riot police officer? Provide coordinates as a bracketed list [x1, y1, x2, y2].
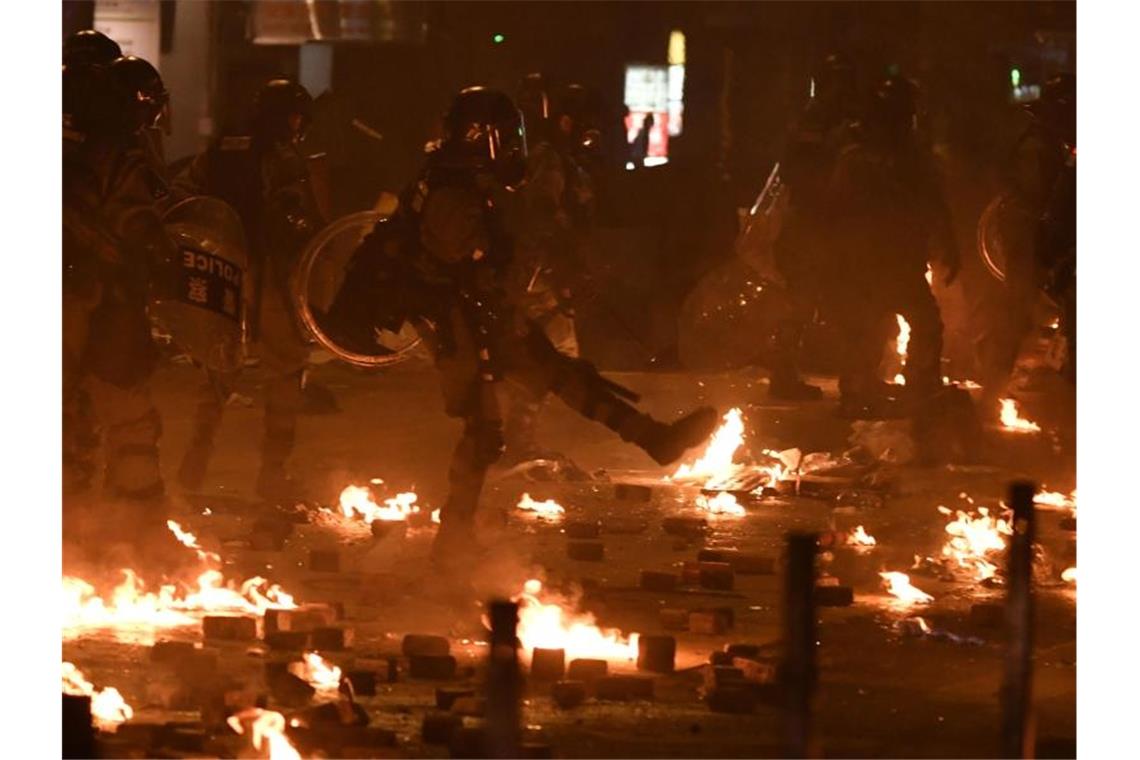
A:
[107, 55, 174, 206]
[175, 78, 326, 502]
[769, 53, 859, 401]
[499, 76, 597, 465]
[62, 61, 183, 564]
[63, 29, 121, 67]
[335, 87, 718, 567]
[826, 76, 960, 416]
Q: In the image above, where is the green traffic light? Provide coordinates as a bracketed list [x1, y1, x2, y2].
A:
[1010, 68, 1021, 88]
[493, 33, 505, 44]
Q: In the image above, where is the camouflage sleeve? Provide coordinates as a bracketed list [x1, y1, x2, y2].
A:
[419, 185, 491, 267]
[522, 144, 567, 230]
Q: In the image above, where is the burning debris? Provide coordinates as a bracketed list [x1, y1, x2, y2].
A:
[1062, 567, 1077, 584]
[999, 398, 1042, 433]
[338, 483, 423, 523]
[845, 525, 877, 548]
[61, 662, 133, 732]
[228, 707, 302, 760]
[1035, 488, 1077, 513]
[167, 520, 221, 563]
[289, 651, 343, 694]
[671, 407, 747, 486]
[938, 504, 1013, 582]
[511, 579, 639, 662]
[517, 493, 566, 517]
[695, 491, 745, 516]
[880, 571, 934, 605]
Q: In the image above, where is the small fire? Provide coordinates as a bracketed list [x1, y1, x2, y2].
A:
[512, 579, 638, 661]
[672, 407, 745, 485]
[999, 398, 1041, 433]
[338, 484, 421, 522]
[880, 571, 934, 605]
[228, 708, 302, 760]
[167, 519, 220, 563]
[289, 651, 342, 693]
[62, 662, 133, 732]
[1062, 567, 1076, 584]
[517, 493, 566, 517]
[1035, 488, 1077, 512]
[64, 569, 296, 635]
[431, 509, 441, 524]
[845, 525, 877, 547]
[892, 314, 911, 385]
[939, 504, 1013, 581]
[696, 491, 745, 516]
[925, 264, 934, 286]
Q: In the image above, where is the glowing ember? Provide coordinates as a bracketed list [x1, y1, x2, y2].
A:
[1035, 488, 1077, 512]
[696, 491, 745, 516]
[880, 571, 934, 605]
[939, 504, 1013, 581]
[62, 662, 133, 732]
[431, 509, 441, 524]
[512, 579, 638, 661]
[1062, 567, 1076, 584]
[64, 569, 296, 636]
[845, 525, 877, 547]
[289, 651, 342, 693]
[672, 407, 745, 485]
[999, 398, 1041, 433]
[892, 314, 911, 385]
[517, 493, 566, 517]
[925, 264, 934, 286]
[228, 708, 302, 760]
[338, 484, 422, 522]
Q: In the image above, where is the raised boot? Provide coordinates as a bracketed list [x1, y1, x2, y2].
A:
[614, 406, 720, 466]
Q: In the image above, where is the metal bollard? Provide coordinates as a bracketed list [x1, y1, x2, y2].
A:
[486, 600, 521, 759]
[782, 532, 818, 758]
[1001, 481, 1037, 759]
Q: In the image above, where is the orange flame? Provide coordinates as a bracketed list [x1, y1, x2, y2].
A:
[338, 484, 421, 522]
[939, 504, 1012, 581]
[1062, 567, 1076, 584]
[880, 571, 934, 605]
[512, 579, 638, 661]
[695, 491, 745, 516]
[62, 662, 133, 732]
[1035, 488, 1077, 513]
[289, 651, 342, 693]
[167, 519, 221, 564]
[892, 314, 910, 385]
[999, 398, 1041, 433]
[517, 493, 566, 517]
[671, 407, 745, 486]
[228, 707, 302, 760]
[845, 525, 877, 547]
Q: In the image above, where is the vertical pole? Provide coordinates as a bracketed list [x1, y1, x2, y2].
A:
[1001, 481, 1037, 759]
[783, 532, 818, 758]
[486, 599, 521, 759]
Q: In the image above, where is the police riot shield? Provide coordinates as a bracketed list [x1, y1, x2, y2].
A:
[153, 196, 248, 373]
[735, 161, 790, 284]
[291, 209, 422, 368]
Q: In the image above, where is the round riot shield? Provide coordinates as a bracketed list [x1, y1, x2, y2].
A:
[292, 209, 422, 368]
[153, 196, 248, 373]
[977, 191, 1039, 284]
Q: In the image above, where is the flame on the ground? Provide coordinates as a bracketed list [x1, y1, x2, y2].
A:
[845, 525, 877, 547]
[999, 398, 1041, 433]
[517, 493, 566, 517]
[512, 579, 638, 661]
[339, 484, 421, 522]
[671, 407, 745, 485]
[880, 571, 934, 605]
[228, 708, 302, 760]
[431, 509, 441, 524]
[696, 491, 745, 516]
[167, 519, 221, 563]
[62, 662, 133, 732]
[1062, 567, 1076, 584]
[1035, 488, 1077, 513]
[892, 314, 911, 385]
[289, 651, 342, 692]
[938, 504, 1013, 581]
[64, 569, 296, 635]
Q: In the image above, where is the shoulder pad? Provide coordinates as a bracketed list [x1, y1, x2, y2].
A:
[219, 136, 253, 152]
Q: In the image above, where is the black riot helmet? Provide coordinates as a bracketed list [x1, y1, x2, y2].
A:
[516, 72, 551, 143]
[551, 83, 603, 154]
[63, 63, 123, 138]
[63, 29, 122, 67]
[1029, 73, 1076, 146]
[252, 78, 314, 145]
[865, 75, 920, 142]
[108, 56, 170, 134]
[442, 86, 528, 188]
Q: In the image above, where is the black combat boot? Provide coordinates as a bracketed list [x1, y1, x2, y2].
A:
[616, 406, 720, 466]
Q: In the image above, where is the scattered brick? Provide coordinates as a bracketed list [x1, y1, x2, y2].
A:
[436, 687, 476, 710]
[551, 680, 587, 709]
[530, 648, 566, 681]
[401, 634, 451, 657]
[637, 635, 676, 673]
[566, 658, 608, 683]
[309, 626, 353, 651]
[565, 520, 601, 539]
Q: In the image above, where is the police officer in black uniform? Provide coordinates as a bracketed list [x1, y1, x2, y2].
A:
[769, 53, 859, 401]
[333, 87, 718, 567]
[175, 79, 326, 502]
[63, 29, 122, 68]
[63, 60, 183, 565]
[826, 76, 960, 416]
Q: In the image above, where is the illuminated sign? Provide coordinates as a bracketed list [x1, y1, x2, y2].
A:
[625, 65, 670, 164]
